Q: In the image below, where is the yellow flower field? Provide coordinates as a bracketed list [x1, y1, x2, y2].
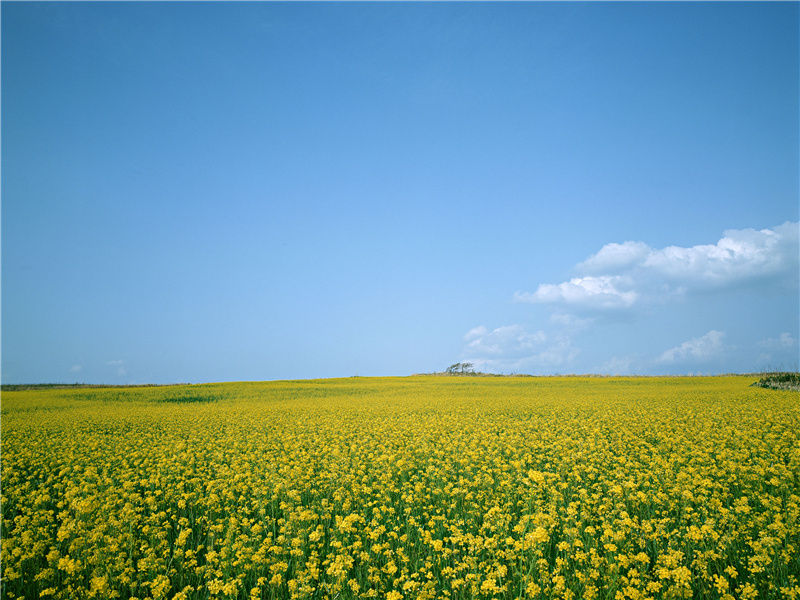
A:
[2, 376, 799, 600]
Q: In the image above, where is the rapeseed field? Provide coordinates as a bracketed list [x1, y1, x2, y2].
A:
[2, 376, 799, 600]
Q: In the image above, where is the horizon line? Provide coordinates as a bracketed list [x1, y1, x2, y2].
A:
[3, 371, 792, 390]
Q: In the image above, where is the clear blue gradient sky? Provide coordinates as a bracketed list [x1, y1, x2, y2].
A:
[2, 2, 798, 383]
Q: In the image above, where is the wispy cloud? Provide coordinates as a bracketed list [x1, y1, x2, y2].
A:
[464, 325, 547, 358]
[464, 326, 488, 342]
[658, 330, 725, 364]
[758, 332, 796, 350]
[549, 313, 593, 330]
[461, 324, 577, 373]
[596, 355, 637, 375]
[69, 364, 82, 373]
[755, 332, 799, 371]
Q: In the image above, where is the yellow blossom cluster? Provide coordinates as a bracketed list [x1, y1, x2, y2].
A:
[2, 376, 799, 599]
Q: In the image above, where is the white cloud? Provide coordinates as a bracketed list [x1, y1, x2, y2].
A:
[515, 275, 638, 310]
[518, 222, 799, 311]
[578, 241, 651, 274]
[69, 364, 82, 373]
[642, 222, 798, 286]
[461, 221, 796, 375]
[658, 330, 725, 364]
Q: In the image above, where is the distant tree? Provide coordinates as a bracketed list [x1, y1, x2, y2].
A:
[445, 362, 475, 375]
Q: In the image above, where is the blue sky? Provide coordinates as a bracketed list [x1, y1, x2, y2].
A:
[2, 2, 798, 383]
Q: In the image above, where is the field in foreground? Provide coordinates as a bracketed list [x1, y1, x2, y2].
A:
[2, 376, 799, 600]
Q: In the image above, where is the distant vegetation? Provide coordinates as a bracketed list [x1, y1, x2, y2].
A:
[752, 371, 800, 391]
[419, 362, 508, 377]
[155, 390, 219, 403]
[0, 383, 187, 391]
[445, 362, 476, 375]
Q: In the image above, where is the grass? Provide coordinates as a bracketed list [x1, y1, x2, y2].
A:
[751, 371, 800, 391]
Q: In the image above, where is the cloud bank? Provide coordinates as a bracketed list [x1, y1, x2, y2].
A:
[516, 222, 798, 312]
